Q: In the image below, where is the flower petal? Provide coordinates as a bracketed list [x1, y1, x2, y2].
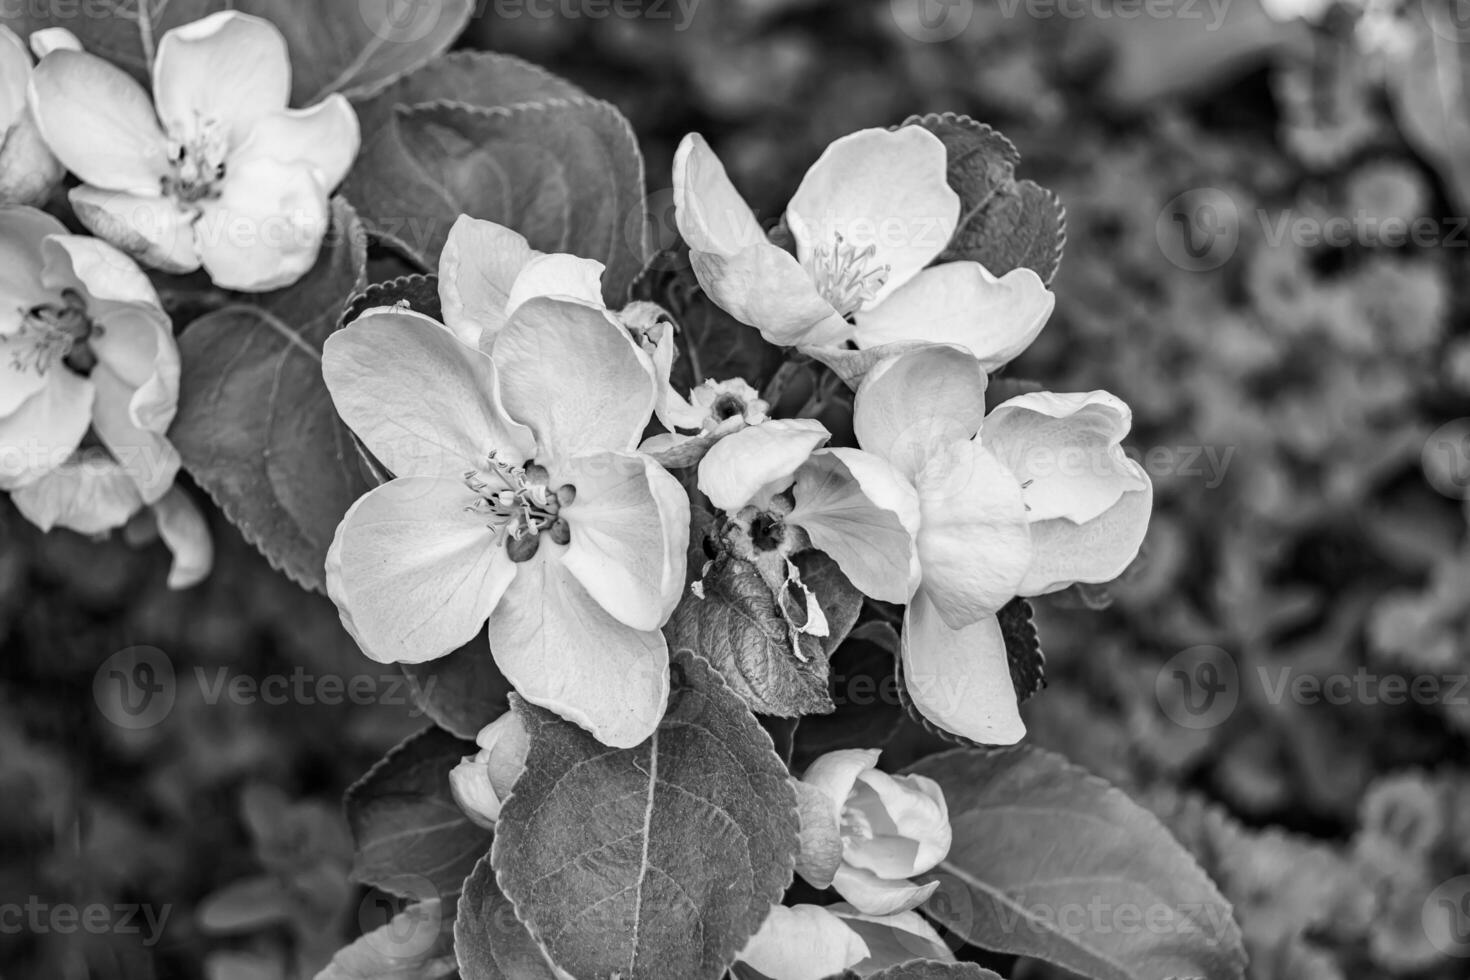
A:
[689, 242, 850, 348]
[322, 308, 535, 479]
[152, 485, 213, 589]
[557, 451, 689, 632]
[69, 187, 201, 275]
[672, 133, 766, 256]
[29, 28, 82, 59]
[27, 49, 169, 194]
[793, 779, 844, 889]
[983, 390, 1149, 524]
[89, 366, 179, 505]
[853, 344, 987, 480]
[787, 448, 919, 604]
[787, 127, 959, 306]
[493, 297, 656, 457]
[855, 262, 1055, 371]
[738, 904, 869, 980]
[0, 369, 93, 489]
[0, 26, 30, 132]
[831, 864, 939, 917]
[152, 12, 290, 147]
[504, 252, 606, 320]
[11, 448, 141, 533]
[829, 905, 955, 974]
[902, 597, 1024, 746]
[801, 748, 881, 825]
[326, 477, 515, 665]
[195, 158, 329, 292]
[847, 770, 951, 876]
[697, 418, 829, 513]
[486, 553, 669, 748]
[1020, 477, 1153, 596]
[438, 216, 536, 346]
[0, 205, 63, 310]
[231, 96, 361, 191]
[914, 439, 1032, 626]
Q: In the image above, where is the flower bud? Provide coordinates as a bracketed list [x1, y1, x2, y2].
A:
[0, 27, 63, 207]
[449, 711, 531, 829]
[795, 749, 952, 916]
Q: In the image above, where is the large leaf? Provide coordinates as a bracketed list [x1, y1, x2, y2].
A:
[401, 634, 514, 741]
[665, 549, 863, 718]
[907, 747, 1247, 980]
[903, 114, 1065, 287]
[827, 966, 1005, 980]
[490, 651, 800, 980]
[9, 0, 472, 104]
[172, 199, 369, 591]
[454, 855, 563, 980]
[316, 900, 457, 980]
[345, 727, 493, 903]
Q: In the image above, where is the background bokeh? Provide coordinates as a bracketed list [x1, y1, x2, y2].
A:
[4, 1, 1470, 978]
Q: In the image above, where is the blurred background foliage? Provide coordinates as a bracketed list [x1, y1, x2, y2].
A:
[4, 0, 1470, 977]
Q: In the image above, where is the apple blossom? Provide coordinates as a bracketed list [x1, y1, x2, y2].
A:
[852, 344, 1152, 744]
[673, 127, 1054, 368]
[449, 711, 531, 829]
[793, 749, 952, 916]
[737, 901, 954, 979]
[697, 418, 920, 606]
[27, 12, 360, 292]
[322, 298, 689, 748]
[437, 215, 692, 430]
[0, 26, 63, 206]
[0, 206, 210, 587]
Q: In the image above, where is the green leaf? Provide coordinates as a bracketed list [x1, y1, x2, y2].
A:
[861, 965, 1005, 980]
[345, 727, 493, 903]
[454, 855, 564, 980]
[389, 98, 648, 304]
[491, 651, 800, 980]
[665, 549, 863, 718]
[10, 0, 472, 104]
[401, 634, 514, 741]
[903, 114, 1065, 287]
[316, 899, 457, 980]
[908, 746, 1247, 980]
[172, 198, 369, 592]
[791, 621, 907, 772]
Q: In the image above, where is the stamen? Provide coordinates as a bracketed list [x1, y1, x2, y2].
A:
[161, 118, 230, 204]
[3, 289, 98, 377]
[808, 233, 890, 319]
[462, 456, 576, 554]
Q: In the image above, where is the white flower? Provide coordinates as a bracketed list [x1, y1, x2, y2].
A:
[0, 26, 64, 206]
[794, 749, 952, 916]
[437, 215, 690, 430]
[0, 206, 210, 587]
[449, 712, 531, 829]
[673, 127, 1054, 368]
[323, 299, 689, 749]
[696, 417, 920, 605]
[27, 12, 360, 292]
[853, 345, 1152, 744]
[738, 901, 955, 979]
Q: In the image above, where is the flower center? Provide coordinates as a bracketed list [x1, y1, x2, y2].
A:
[464, 453, 576, 563]
[618, 301, 675, 356]
[840, 802, 875, 845]
[4, 289, 100, 377]
[162, 119, 230, 204]
[808, 233, 890, 319]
